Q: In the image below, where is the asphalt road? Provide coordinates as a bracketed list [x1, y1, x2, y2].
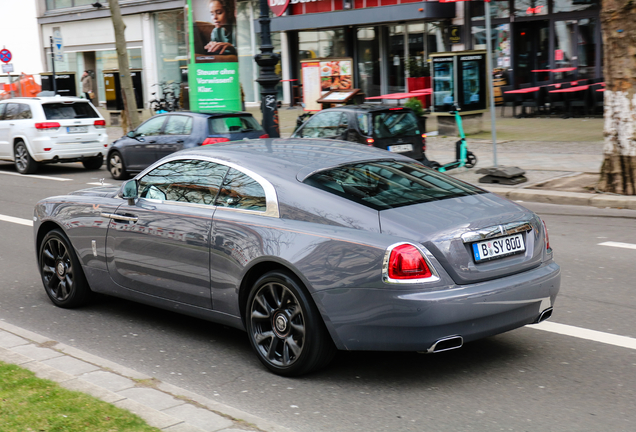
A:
[1, 161, 635, 432]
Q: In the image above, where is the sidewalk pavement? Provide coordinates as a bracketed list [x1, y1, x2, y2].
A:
[0, 319, 292, 432]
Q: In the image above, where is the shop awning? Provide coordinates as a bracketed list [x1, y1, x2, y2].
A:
[259, 2, 456, 33]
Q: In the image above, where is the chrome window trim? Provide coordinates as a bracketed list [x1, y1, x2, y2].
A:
[460, 221, 533, 244]
[382, 242, 441, 285]
[133, 155, 280, 218]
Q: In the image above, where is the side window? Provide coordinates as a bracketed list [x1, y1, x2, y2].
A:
[135, 116, 167, 136]
[336, 113, 348, 135]
[299, 111, 343, 138]
[17, 104, 33, 119]
[138, 159, 229, 205]
[164, 115, 193, 135]
[216, 168, 267, 211]
[356, 113, 369, 135]
[0, 103, 6, 120]
[3, 104, 20, 121]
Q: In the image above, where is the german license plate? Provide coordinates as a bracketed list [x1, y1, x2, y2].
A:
[388, 144, 413, 153]
[472, 233, 525, 262]
[67, 126, 88, 134]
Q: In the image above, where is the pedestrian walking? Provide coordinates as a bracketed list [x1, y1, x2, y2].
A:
[81, 70, 93, 101]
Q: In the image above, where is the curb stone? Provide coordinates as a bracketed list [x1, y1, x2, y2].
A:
[0, 320, 294, 432]
[485, 186, 636, 210]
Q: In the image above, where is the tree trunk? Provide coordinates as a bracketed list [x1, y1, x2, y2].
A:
[597, 0, 636, 194]
[108, 0, 140, 134]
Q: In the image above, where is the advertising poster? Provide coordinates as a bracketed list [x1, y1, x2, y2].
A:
[187, 0, 240, 111]
[301, 58, 353, 111]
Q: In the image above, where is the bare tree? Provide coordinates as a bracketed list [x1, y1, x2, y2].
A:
[107, 0, 140, 133]
[597, 0, 636, 194]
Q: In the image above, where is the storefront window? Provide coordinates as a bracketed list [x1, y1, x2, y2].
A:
[154, 11, 187, 100]
[553, 0, 598, 13]
[554, 20, 576, 69]
[298, 30, 347, 59]
[470, 0, 510, 20]
[427, 22, 450, 56]
[356, 27, 381, 97]
[406, 24, 427, 77]
[472, 24, 511, 81]
[577, 18, 596, 78]
[514, 0, 548, 17]
[46, 0, 93, 10]
[388, 25, 405, 93]
[96, 49, 143, 102]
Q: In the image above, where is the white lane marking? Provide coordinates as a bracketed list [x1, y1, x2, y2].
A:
[0, 171, 72, 181]
[531, 321, 636, 351]
[599, 241, 636, 250]
[87, 182, 114, 186]
[0, 214, 33, 227]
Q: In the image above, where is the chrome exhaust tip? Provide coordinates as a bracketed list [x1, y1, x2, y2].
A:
[536, 307, 553, 323]
[426, 335, 463, 354]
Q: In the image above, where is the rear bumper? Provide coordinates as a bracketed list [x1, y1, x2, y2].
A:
[314, 261, 561, 351]
[30, 136, 108, 162]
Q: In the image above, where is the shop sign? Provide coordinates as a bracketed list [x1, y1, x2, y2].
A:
[186, 0, 241, 111]
[272, 0, 324, 16]
[449, 26, 462, 44]
[301, 58, 353, 111]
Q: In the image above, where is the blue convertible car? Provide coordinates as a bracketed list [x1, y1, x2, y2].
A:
[33, 139, 560, 376]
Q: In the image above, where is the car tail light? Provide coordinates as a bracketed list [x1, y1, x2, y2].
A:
[202, 137, 231, 145]
[542, 220, 551, 250]
[387, 244, 432, 280]
[94, 119, 106, 128]
[389, 107, 403, 111]
[421, 133, 427, 152]
[259, 134, 269, 138]
[35, 122, 60, 130]
[366, 138, 374, 146]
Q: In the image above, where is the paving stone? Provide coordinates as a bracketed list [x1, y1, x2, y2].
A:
[162, 403, 234, 432]
[113, 398, 182, 429]
[0, 346, 33, 365]
[79, 370, 136, 392]
[163, 423, 209, 432]
[22, 361, 76, 383]
[42, 355, 100, 376]
[11, 344, 64, 361]
[118, 387, 185, 411]
[0, 331, 29, 348]
[60, 378, 127, 404]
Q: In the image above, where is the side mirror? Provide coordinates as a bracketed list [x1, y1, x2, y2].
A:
[121, 180, 138, 205]
[126, 131, 138, 138]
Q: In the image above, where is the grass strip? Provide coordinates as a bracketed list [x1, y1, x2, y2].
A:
[0, 361, 160, 432]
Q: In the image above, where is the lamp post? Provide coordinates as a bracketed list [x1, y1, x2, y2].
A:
[254, 0, 281, 138]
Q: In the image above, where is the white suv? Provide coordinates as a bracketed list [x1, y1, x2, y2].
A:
[0, 96, 109, 174]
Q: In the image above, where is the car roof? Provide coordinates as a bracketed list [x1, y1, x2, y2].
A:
[1, 96, 90, 103]
[171, 111, 254, 118]
[176, 138, 410, 182]
[319, 104, 415, 113]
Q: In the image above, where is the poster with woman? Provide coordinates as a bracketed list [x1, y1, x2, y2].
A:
[187, 0, 241, 111]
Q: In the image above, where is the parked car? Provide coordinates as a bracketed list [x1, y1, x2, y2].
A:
[107, 111, 267, 180]
[34, 139, 560, 376]
[292, 105, 428, 162]
[0, 96, 108, 174]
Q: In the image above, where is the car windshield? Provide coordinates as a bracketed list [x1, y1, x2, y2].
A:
[303, 160, 485, 211]
[208, 116, 263, 134]
[372, 110, 420, 139]
[43, 102, 100, 119]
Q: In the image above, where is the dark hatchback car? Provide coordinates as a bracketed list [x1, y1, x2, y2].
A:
[291, 105, 427, 162]
[107, 111, 267, 179]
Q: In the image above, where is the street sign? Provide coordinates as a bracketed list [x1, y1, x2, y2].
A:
[0, 48, 12, 63]
[2, 63, 14, 73]
[53, 27, 64, 62]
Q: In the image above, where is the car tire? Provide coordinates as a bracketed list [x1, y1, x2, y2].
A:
[107, 151, 128, 180]
[465, 152, 477, 169]
[246, 270, 336, 376]
[38, 229, 92, 308]
[14, 140, 38, 174]
[82, 155, 104, 170]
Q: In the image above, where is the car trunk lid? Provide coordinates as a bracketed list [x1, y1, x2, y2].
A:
[379, 193, 545, 285]
[371, 108, 425, 160]
[41, 101, 103, 144]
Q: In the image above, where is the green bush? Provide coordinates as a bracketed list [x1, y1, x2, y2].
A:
[404, 97, 425, 117]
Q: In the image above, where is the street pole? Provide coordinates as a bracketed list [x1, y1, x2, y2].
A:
[485, 0, 498, 167]
[254, 0, 281, 138]
[49, 36, 57, 95]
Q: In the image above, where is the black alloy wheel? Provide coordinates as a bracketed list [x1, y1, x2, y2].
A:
[246, 271, 335, 376]
[14, 140, 38, 174]
[39, 230, 91, 308]
[107, 151, 128, 180]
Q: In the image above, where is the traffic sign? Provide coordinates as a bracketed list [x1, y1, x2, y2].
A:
[53, 27, 64, 62]
[2, 63, 14, 73]
[0, 49, 12, 64]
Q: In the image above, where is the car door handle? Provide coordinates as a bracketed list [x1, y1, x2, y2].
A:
[101, 212, 139, 223]
[176, 140, 184, 143]
[148, 140, 157, 143]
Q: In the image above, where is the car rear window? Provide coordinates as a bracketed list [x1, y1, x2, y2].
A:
[43, 102, 100, 120]
[303, 160, 485, 211]
[372, 110, 421, 139]
[208, 116, 263, 134]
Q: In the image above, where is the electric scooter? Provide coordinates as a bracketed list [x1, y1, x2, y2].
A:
[428, 105, 477, 172]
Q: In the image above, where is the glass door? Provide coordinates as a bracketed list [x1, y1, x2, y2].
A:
[387, 25, 405, 93]
[513, 20, 549, 85]
[356, 27, 381, 97]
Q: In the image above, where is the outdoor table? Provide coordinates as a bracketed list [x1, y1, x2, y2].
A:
[597, 88, 605, 92]
[410, 88, 432, 94]
[503, 87, 540, 94]
[548, 85, 590, 117]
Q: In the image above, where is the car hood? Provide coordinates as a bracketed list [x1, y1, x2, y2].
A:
[379, 192, 545, 285]
[68, 186, 121, 198]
